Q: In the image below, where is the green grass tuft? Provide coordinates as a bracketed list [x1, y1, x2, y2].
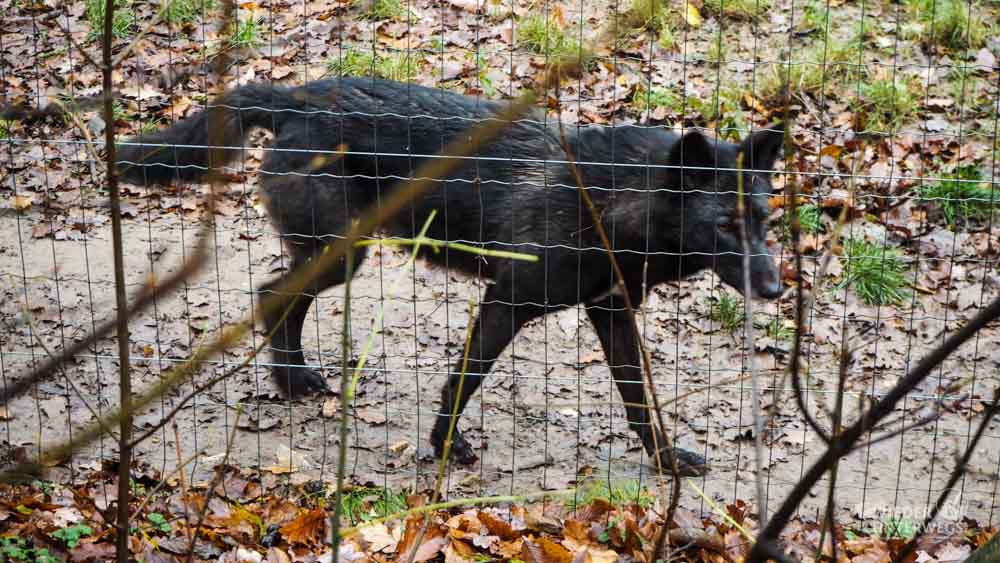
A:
[689, 87, 747, 141]
[755, 316, 795, 340]
[879, 516, 917, 539]
[0, 119, 15, 140]
[918, 165, 999, 227]
[631, 86, 684, 115]
[949, 63, 985, 111]
[518, 14, 587, 63]
[782, 203, 825, 239]
[905, 0, 988, 50]
[622, 0, 668, 30]
[327, 48, 417, 82]
[230, 14, 264, 49]
[759, 34, 864, 101]
[797, 0, 830, 33]
[566, 479, 656, 510]
[355, 0, 411, 21]
[705, 38, 727, 67]
[702, 0, 773, 20]
[837, 238, 910, 306]
[339, 486, 409, 525]
[85, 0, 135, 40]
[162, 0, 215, 25]
[851, 77, 917, 133]
[708, 292, 745, 331]
[610, 0, 675, 50]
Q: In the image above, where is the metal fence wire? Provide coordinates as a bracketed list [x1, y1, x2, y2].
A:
[1, 0, 1000, 553]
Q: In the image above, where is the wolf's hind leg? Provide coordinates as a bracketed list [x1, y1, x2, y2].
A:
[259, 245, 368, 398]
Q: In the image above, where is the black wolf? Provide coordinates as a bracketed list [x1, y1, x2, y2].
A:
[117, 78, 784, 476]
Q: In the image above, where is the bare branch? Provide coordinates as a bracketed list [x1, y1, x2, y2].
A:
[896, 387, 1000, 562]
[747, 295, 1000, 562]
[735, 150, 768, 527]
[788, 174, 858, 445]
[98, 0, 136, 555]
[184, 408, 243, 563]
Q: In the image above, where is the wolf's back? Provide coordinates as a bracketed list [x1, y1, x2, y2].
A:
[115, 83, 314, 185]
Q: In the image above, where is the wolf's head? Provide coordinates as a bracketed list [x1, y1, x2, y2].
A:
[661, 124, 785, 300]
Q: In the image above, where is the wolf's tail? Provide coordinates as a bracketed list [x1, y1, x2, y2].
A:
[116, 83, 313, 185]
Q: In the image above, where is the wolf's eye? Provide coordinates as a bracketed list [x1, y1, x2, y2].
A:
[717, 218, 738, 233]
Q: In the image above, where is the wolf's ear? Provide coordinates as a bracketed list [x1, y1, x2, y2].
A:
[668, 128, 715, 171]
[740, 122, 784, 172]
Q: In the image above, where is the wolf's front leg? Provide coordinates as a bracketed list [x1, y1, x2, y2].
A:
[586, 295, 708, 477]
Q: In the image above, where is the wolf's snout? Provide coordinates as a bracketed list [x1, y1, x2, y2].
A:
[753, 259, 784, 300]
[756, 278, 784, 300]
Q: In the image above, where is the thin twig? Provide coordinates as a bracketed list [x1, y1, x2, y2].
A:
[99, 0, 134, 554]
[735, 151, 767, 527]
[172, 421, 195, 546]
[816, 343, 851, 563]
[403, 300, 478, 563]
[855, 394, 965, 450]
[330, 243, 356, 556]
[183, 407, 243, 563]
[111, 6, 166, 68]
[49, 98, 103, 165]
[20, 301, 113, 440]
[128, 291, 305, 449]
[787, 171, 859, 445]
[434, 304, 477, 495]
[896, 387, 1000, 562]
[2, 216, 213, 408]
[686, 478, 755, 541]
[130, 446, 205, 523]
[53, 17, 101, 70]
[355, 237, 539, 262]
[347, 212, 438, 397]
[553, 106, 681, 561]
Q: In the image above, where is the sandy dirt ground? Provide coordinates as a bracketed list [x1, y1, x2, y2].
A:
[3, 191, 999, 527]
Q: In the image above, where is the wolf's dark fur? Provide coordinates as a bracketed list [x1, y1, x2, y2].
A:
[117, 78, 784, 476]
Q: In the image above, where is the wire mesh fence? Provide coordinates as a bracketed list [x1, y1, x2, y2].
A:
[1, 0, 1000, 558]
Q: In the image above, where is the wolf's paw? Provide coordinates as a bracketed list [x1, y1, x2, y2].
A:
[272, 366, 329, 398]
[431, 429, 478, 465]
[657, 446, 708, 477]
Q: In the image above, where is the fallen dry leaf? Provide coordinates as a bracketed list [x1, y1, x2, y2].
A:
[264, 443, 311, 474]
[266, 547, 292, 563]
[684, 3, 704, 27]
[280, 507, 326, 545]
[360, 522, 399, 553]
[322, 397, 339, 418]
[521, 537, 573, 563]
[478, 510, 519, 540]
[12, 195, 32, 212]
[395, 515, 448, 562]
[444, 538, 477, 563]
